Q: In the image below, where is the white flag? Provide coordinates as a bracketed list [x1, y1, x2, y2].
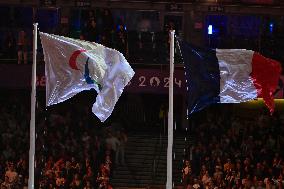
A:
[40, 32, 134, 122]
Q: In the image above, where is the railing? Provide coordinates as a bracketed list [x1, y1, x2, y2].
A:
[150, 132, 168, 186]
[151, 134, 162, 186]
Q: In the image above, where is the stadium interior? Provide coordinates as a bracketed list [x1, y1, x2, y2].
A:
[0, 0, 283, 188]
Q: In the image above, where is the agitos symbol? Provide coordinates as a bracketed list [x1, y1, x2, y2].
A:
[69, 49, 102, 90]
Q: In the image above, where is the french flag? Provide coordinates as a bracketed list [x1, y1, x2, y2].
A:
[179, 41, 282, 114]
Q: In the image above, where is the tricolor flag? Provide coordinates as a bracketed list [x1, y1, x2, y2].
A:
[179, 41, 282, 115]
[40, 33, 135, 122]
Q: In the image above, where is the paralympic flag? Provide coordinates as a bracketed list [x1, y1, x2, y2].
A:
[40, 33, 135, 122]
[179, 41, 282, 115]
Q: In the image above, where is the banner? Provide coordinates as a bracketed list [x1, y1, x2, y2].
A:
[39, 0, 56, 6]
[126, 68, 185, 94]
[0, 64, 283, 98]
[75, 0, 91, 7]
[0, 64, 186, 94]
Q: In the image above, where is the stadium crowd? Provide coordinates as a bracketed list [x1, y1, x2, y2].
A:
[0, 8, 283, 189]
[0, 8, 178, 65]
[0, 8, 130, 64]
[0, 93, 128, 189]
[2, 7, 282, 66]
[182, 109, 284, 189]
[1, 91, 284, 189]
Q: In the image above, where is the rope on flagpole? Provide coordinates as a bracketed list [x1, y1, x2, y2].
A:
[175, 35, 191, 186]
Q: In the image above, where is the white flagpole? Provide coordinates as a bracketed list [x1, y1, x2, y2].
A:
[166, 30, 175, 189]
[28, 23, 38, 189]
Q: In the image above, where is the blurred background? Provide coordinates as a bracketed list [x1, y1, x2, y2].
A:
[0, 0, 283, 188]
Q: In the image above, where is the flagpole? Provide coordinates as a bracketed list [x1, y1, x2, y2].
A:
[28, 23, 38, 189]
[166, 30, 175, 189]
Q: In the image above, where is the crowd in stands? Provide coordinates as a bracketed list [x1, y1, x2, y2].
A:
[0, 91, 284, 189]
[74, 9, 128, 56]
[0, 8, 174, 65]
[1, 7, 283, 66]
[0, 93, 128, 189]
[0, 8, 130, 64]
[182, 109, 284, 189]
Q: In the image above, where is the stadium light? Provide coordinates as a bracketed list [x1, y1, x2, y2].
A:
[269, 22, 274, 33]
[208, 25, 213, 35]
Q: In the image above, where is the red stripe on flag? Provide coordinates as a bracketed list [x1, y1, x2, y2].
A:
[251, 52, 282, 114]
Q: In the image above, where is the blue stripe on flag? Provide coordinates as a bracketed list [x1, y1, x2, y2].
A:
[179, 40, 221, 114]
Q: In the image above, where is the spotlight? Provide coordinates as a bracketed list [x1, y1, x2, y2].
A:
[269, 22, 274, 33]
[208, 25, 213, 35]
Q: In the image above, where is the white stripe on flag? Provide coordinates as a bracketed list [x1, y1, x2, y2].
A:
[216, 49, 257, 103]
